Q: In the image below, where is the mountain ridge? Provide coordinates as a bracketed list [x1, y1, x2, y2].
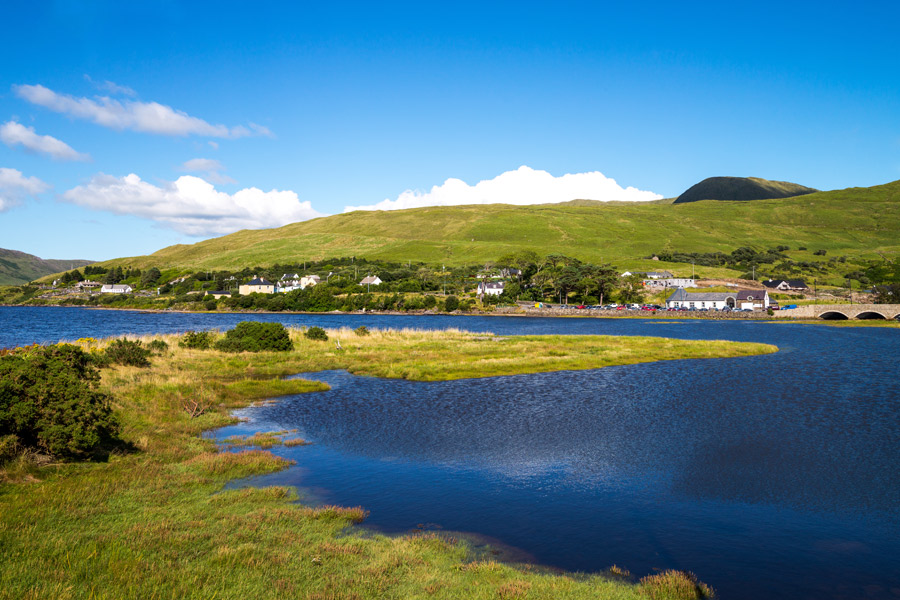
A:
[0, 248, 94, 286]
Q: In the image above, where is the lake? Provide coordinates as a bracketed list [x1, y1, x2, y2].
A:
[2, 306, 899, 599]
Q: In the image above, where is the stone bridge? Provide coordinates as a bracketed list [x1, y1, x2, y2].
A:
[775, 303, 900, 320]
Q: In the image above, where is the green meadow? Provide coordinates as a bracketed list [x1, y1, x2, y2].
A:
[98, 180, 900, 281]
[0, 329, 777, 599]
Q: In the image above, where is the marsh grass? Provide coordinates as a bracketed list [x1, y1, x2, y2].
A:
[0, 329, 744, 599]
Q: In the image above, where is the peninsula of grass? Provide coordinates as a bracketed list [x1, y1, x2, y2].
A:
[1, 328, 775, 599]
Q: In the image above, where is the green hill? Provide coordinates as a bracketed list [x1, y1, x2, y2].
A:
[674, 176, 818, 204]
[0, 249, 93, 285]
[98, 179, 900, 279]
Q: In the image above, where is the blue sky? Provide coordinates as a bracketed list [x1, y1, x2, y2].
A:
[1, 1, 899, 260]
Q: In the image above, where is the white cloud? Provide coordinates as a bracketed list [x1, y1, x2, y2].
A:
[83, 75, 137, 97]
[62, 173, 323, 236]
[0, 120, 90, 161]
[181, 158, 224, 172]
[13, 84, 272, 139]
[344, 166, 662, 212]
[0, 167, 51, 211]
[179, 157, 236, 185]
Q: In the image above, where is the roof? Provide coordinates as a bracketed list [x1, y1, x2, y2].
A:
[480, 281, 505, 290]
[246, 278, 273, 286]
[101, 284, 131, 291]
[360, 276, 381, 284]
[763, 279, 808, 289]
[735, 289, 768, 301]
[666, 288, 734, 302]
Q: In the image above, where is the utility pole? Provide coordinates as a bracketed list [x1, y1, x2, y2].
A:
[442, 265, 446, 295]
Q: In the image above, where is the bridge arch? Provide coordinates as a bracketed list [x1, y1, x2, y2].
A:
[819, 310, 849, 320]
[856, 311, 888, 320]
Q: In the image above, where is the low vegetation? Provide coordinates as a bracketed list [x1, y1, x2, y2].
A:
[213, 321, 293, 352]
[0, 328, 775, 598]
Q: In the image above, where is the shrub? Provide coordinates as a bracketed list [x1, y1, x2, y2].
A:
[215, 321, 293, 352]
[204, 299, 218, 311]
[104, 338, 151, 367]
[147, 339, 169, 354]
[0, 344, 120, 460]
[304, 326, 329, 341]
[179, 330, 214, 350]
[639, 570, 714, 599]
[353, 325, 370, 336]
[444, 295, 459, 312]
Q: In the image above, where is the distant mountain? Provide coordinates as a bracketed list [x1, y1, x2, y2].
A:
[0, 249, 94, 285]
[674, 177, 818, 204]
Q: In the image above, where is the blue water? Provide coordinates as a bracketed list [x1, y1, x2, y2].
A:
[2, 306, 899, 599]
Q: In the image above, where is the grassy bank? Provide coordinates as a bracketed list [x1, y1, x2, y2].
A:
[1, 329, 776, 599]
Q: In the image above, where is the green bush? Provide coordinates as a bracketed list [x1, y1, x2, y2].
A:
[0, 344, 120, 460]
[179, 330, 214, 350]
[204, 299, 218, 311]
[104, 338, 151, 367]
[147, 339, 169, 354]
[215, 321, 293, 352]
[353, 325, 370, 336]
[444, 295, 459, 312]
[304, 326, 329, 341]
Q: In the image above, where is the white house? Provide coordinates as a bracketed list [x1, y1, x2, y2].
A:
[665, 287, 735, 310]
[762, 279, 808, 291]
[477, 281, 505, 296]
[280, 273, 301, 286]
[360, 275, 382, 287]
[735, 289, 770, 310]
[100, 284, 133, 294]
[644, 278, 697, 289]
[300, 275, 321, 289]
[623, 270, 674, 279]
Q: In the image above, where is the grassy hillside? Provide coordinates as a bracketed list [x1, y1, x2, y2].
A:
[674, 176, 818, 204]
[99, 179, 900, 278]
[0, 248, 93, 285]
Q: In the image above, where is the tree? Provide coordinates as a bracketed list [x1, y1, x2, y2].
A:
[141, 267, 162, 288]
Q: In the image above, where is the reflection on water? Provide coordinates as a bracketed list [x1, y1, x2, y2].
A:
[220, 349, 900, 600]
[3, 307, 900, 599]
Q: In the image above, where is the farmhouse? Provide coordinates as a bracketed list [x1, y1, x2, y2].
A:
[622, 270, 673, 279]
[665, 287, 735, 310]
[100, 284, 133, 294]
[300, 275, 321, 289]
[360, 276, 382, 286]
[644, 277, 697, 289]
[238, 276, 275, 295]
[763, 279, 808, 291]
[477, 281, 505, 296]
[735, 288, 770, 310]
[205, 290, 232, 299]
[76, 280, 102, 290]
